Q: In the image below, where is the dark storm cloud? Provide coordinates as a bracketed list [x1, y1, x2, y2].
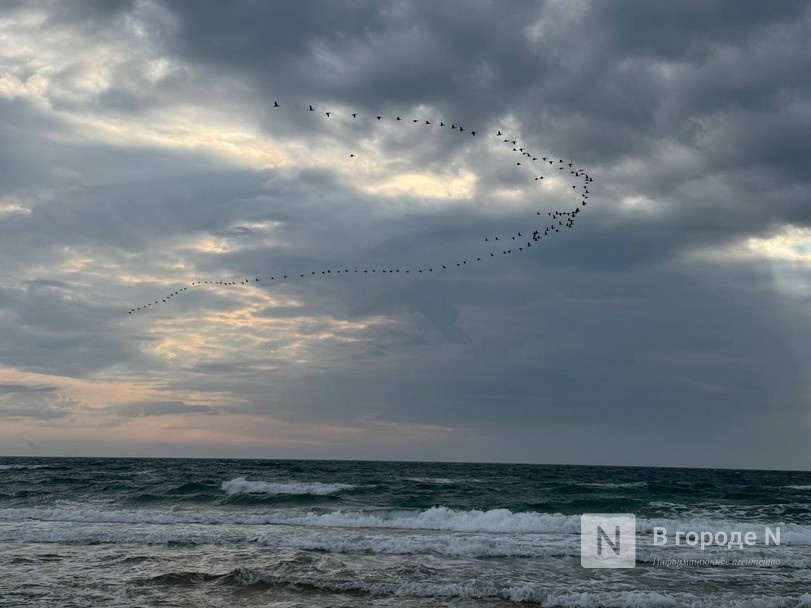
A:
[0, 1, 810, 466]
[160, 0, 811, 244]
[210, 254, 799, 426]
[0, 276, 143, 377]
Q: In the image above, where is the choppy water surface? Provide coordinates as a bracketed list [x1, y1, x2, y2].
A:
[1, 458, 809, 607]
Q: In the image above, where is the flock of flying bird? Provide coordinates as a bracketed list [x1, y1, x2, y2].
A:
[127, 102, 593, 316]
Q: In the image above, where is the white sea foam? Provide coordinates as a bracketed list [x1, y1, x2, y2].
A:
[5, 518, 806, 565]
[405, 477, 457, 484]
[403, 477, 483, 484]
[0, 464, 47, 470]
[264, 506, 581, 533]
[220, 477, 355, 496]
[0, 505, 578, 533]
[783, 485, 811, 491]
[2, 505, 810, 545]
[0, 520, 576, 557]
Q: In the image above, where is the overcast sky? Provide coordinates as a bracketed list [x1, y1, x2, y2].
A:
[0, 0, 809, 469]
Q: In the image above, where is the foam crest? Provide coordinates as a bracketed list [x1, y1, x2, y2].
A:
[265, 506, 581, 533]
[404, 477, 464, 485]
[3, 505, 809, 545]
[0, 505, 579, 533]
[0, 520, 576, 557]
[221, 477, 354, 496]
[579, 481, 648, 489]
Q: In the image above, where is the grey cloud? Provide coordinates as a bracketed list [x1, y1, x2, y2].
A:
[0, 1, 809, 466]
[0, 392, 83, 420]
[116, 400, 217, 418]
[0, 384, 58, 394]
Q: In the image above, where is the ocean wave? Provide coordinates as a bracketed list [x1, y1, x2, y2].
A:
[0, 524, 241, 547]
[1, 510, 809, 565]
[579, 481, 648, 489]
[2, 522, 807, 567]
[221, 477, 355, 496]
[783, 485, 811, 491]
[142, 567, 811, 606]
[403, 477, 484, 485]
[0, 521, 575, 557]
[405, 477, 457, 484]
[254, 530, 574, 557]
[3, 505, 811, 543]
[0, 505, 579, 533]
[0, 464, 49, 470]
[261, 506, 580, 533]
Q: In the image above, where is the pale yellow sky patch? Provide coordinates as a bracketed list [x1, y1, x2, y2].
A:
[48, 247, 98, 274]
[687, 225, 811, 265]
[0, 8, 507, 211]
[186, 235, 236, 255]
[363, 170, 477, 200]
[677, 224, 811, 304]
[0, 366, 163, 410]
[144, 292, 390, 370]
[0, 198, 31, 217]
[60, 108, 289, 170]
[0, 6, 290, 169]
[745, 226, 811, 263]
[114, 269, 192, 287]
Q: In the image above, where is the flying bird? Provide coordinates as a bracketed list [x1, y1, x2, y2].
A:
[127, 100, 595, 316]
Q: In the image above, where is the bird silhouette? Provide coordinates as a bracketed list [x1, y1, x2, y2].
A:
[127, 100, 594, 316]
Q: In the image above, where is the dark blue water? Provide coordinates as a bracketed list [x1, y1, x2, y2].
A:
[1, 457, 809, 607]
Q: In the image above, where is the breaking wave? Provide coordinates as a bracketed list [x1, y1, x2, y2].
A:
[220, 477, 355, 496]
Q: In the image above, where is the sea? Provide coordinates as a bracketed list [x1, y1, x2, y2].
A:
[0, 458, 809, 607]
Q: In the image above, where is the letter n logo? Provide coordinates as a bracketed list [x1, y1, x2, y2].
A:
[581, 514, 636, 568]
[597, 524, 621, 556]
